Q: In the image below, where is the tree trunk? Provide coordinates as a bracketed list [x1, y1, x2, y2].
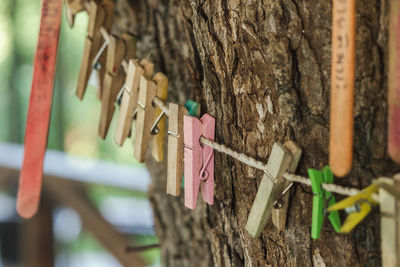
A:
[114, 0, 397, 265]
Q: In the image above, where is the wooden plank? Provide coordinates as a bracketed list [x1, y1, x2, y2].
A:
[245, 142, 293, 237]
[379, 176, 400, 267]
[329, 0, 356, 177]
[272, 141, 302, 231]
[134, 76, 157, 162]
[151, 73, 168, 162]
[166, 104, 188, 196]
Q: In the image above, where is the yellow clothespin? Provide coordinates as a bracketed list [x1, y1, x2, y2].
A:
[99, 33, 136, 139]
[76, 0, 114, 100]
[328, 184, 378, 233]
[64, 0, 85, 27]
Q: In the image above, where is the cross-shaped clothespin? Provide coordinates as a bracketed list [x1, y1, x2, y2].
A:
[183, 113, 215, 209]
[114, 59, 154, 146]
[64, 0, 85, 27]
[308, 166, 341, 239]
[76, 0, 114, 100]
[98, 33, 136, 139]
[327, 184, 378, 233]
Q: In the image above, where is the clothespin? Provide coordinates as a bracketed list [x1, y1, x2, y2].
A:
[98, 33, 136, 139]
[378, 176, 400, 267]
[388, 0, 400, 164]
[134, 76, 157, 162]
[150, 73, 168, 162]
[329, 0, 356, 177]
[245, 142, 300, 237]
[166, 104, 188, 196]
[308, 166, 341, 239]
[327, 185, 378, 233]
[114, 59, 154, 146]
[272, 141, 302, 231]
[184, 100, 201, 117]
[76, 0, 114, 100]
[64, 0, 85, 27]
[183, 113, 215, 209]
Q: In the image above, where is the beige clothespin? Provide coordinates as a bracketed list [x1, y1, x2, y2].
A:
[150, 73, 168, 162]
[134, 77, 157, 162]
[166, 103, 188, 196]
[379, 175, 400, 267]
[98, 33, 136, 139]
[271, 141, 302, 231]
[245, 142, 301, 237]
[114, 59, 154, 146]
[76, 0, 114, 100]
[64, 0, 85, 27]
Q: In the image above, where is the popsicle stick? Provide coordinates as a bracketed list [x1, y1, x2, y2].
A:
[388, 0, 400, 163]
[329, 0, 356, 177]
[17, 0, 63, 219]
[151, 73, 168, 162]
[134, 77, 157, 162]
[166, 104, 188, 196]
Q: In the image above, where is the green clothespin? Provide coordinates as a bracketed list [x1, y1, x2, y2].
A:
[182, 100, 201, 188]
[308, 166, 341, 239]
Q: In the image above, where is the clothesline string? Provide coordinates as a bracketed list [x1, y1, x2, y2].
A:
[95, 23, 368, 198]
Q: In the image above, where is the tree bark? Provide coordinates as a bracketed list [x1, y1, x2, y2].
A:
[114, 0, 397, 266]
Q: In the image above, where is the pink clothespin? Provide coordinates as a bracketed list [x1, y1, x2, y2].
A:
[183, 113, 215, 209]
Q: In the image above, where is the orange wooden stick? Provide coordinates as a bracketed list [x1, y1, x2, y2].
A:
[329, 0, 356, 177]
[17, 0, 63, 218]
[388, 0, 400, 163]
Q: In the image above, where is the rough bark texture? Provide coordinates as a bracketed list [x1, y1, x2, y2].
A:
[113, 0, 398, 266]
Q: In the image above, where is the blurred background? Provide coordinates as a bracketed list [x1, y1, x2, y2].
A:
[0, 0, 160, 266]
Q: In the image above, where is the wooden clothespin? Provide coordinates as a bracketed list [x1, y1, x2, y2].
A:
[388, 0, 400, 163]
[329, 0, 356, 177]
[183, 113, 215, 209]
[150, 73, 168, 162]
[98, 33, 136, 139]
[328, 184, 378, 233]
[64, 0, 85, 27]
[245, 142, 299, 237]
[114, 59, 154, 146]
[134, 76, 157, 162]
[271, 141, 302, 231]
[166, 104, 188, 196]
[308, 166, 341, 239]
[76, 0, 114, 100]
[378, 176, 400, 267]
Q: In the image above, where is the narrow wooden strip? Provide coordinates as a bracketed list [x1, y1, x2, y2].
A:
[329, 0, 356, 177]
[17, 0, 63, 219]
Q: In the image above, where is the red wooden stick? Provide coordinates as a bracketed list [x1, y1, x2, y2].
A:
[17, 0, 63, 218]
[388, 0, 400, 163]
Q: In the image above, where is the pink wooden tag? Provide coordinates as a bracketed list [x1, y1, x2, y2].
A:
[183, 114, 215, 209]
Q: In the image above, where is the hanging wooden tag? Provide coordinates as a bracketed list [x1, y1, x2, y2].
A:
[329, 0, 356, 177]
[388, 0, 400, 163]
[151, 73, 168, 162]
[17, 0, 63, 219]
